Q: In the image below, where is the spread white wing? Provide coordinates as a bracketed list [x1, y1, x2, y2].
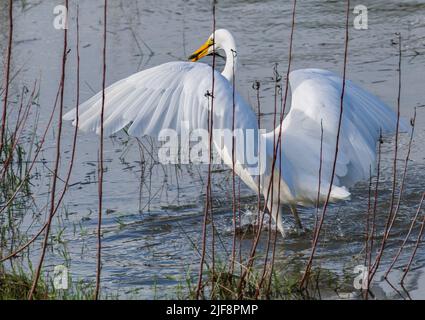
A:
[272, 68, 405, 205]
[63, 61, 261, 190]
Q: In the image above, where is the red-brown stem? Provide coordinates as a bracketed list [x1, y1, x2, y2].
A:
[388, 191, 424, 281]
[28, 0, 68, 300]
[95, 0, 108, 300]
[300, 0, 350, 288]
[401, 193, 425, 284]
[363, 167, 372, 299]
[303, 120, 324, 290]
[370, 33, 402, 279]
[255, 73, 280, 298]
[209, 167, 215, 299]
[196, 0, 216, 300]
[238, 177, 242, 275]
[0, 0, 13, 155]
[384, 109, 416, 278]
[254, 81, 261, 232]
[385, 32, 403, 234]
[266, 84, 288, 297]
[365, 168, 372, 266]
[313, 121, 324, 241]
[367, 131, 382, 289]
[197, 97, 210, 298]
[237, 0, 297, 296]
[230, 49, 237, 275]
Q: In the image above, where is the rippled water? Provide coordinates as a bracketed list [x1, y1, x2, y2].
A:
[1, 0, 425, 299]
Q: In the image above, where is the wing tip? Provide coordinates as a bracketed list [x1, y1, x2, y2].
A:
[330, 186, 351, 201]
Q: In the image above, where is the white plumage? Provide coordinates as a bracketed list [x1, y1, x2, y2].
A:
[64, 29, 404, 235]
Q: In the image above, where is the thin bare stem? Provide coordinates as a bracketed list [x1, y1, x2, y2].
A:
[95, 0, 108, 300]
[255, 72, 280, 298]
[385, 109, 416, 278]
[300, 0, 350, 288]
[0, 0, 13, 155]
[303, 120, 324, 290]
[266, 84, 288, 297]
[254, 81, 261, 231]
[370, 32, 402, 279]
[230, 49, 237, 275]
[401, 193, 425, 284]
[387, 190, 424, 280]
[363, 166, 372, 299]
[28, 0, 68, 300]
[367, 131, 383, 289]
[196, 0, 216, 300]
[0, 83, 37, 181]
[238, 0, 297, 296]
[312, 120, 324, 242]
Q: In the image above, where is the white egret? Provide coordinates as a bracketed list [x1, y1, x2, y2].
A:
[64, 29, 403, 236]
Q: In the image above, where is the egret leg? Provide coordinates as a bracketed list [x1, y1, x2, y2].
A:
[267, 199, 285, 237]
[290, 204, 303, 230]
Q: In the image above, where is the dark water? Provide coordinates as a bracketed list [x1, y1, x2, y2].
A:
[1, 0, 424, 299]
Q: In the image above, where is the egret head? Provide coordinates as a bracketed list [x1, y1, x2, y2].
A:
[188, 29, 235, 62]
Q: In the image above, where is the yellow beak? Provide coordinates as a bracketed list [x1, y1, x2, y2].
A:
[188, 39, 212, 62]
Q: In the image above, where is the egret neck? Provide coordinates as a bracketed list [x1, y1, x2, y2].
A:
[218, 31, 237, 83]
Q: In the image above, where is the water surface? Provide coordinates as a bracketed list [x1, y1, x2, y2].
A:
[1, 0, 425, 299]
